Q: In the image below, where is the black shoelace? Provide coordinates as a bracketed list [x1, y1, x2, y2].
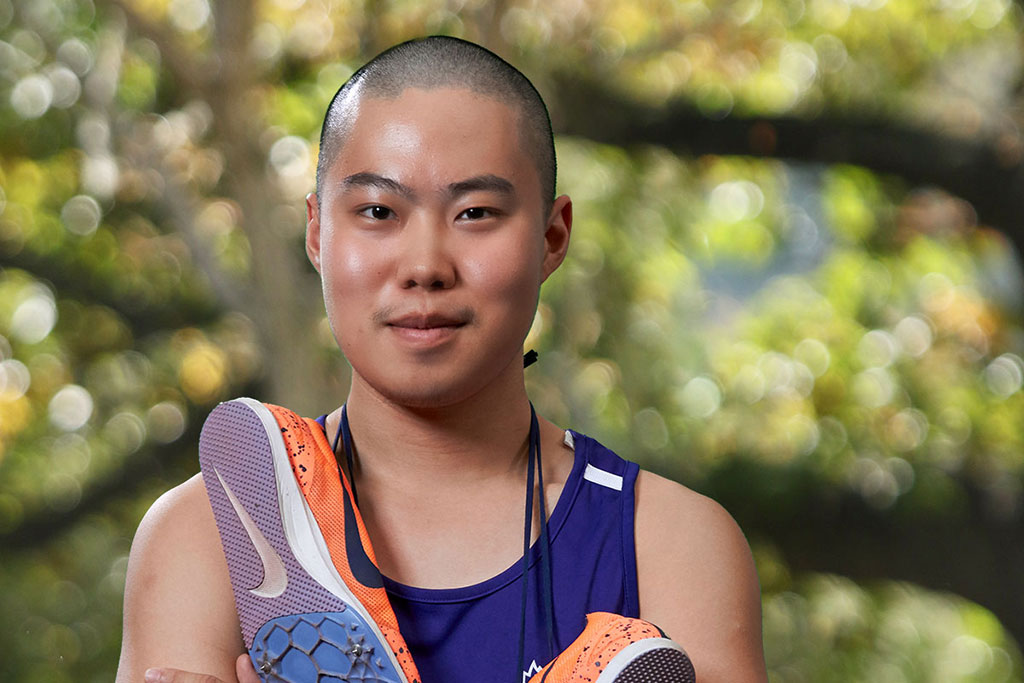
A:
[517, 403, 557, 681]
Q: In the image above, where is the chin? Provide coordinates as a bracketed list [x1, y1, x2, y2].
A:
[376, 383, 469, 409]
[355, 351, 518, 411]
[359, 365, 487, 410]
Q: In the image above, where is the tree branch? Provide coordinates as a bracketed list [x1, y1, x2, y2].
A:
[549, 75, 1024, 259]
[699, 459, 1024, 649]
[0, 408, 204, 551]
[0, 378, 265, 551]
[0, 247, 220, 333]
[148, 163, 251, 316]
[101, 0, 208, 95]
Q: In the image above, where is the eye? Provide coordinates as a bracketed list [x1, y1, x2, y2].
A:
[457, 207, 493, 220]
[359, 205, 394, 220]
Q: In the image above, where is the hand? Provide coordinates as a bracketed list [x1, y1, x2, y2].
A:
[143, 654, 262, 683]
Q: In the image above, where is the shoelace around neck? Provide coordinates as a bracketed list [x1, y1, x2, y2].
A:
[330, 401, 558, 682]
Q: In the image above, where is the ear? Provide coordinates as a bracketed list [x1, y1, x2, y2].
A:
[305, 192, 323, 273]
[540, 194, 572, 283]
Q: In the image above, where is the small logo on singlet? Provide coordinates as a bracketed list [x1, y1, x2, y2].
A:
[522, 660, 542, 683]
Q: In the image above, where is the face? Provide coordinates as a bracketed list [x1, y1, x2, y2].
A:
[306, 87, 572, 408]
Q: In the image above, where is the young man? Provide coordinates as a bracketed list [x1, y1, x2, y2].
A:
[117, 37, 767, 683]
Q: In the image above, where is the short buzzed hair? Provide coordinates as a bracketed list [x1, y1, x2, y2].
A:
[315, 36, 556, 211]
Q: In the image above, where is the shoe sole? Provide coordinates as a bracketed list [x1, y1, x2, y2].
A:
[596, 638, 696, 683]
[200, 398, 408, 682]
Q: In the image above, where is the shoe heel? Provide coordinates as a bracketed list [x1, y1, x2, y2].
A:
[599, 638, 696, 683]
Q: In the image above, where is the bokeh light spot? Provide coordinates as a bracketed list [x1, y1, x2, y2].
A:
[886, 409, 929, 452]
[52, 433, 92, 476]
[677, 376, 722, 418]
[0, 359, 31, 400]
[104, 412, 147, 455]
[60, 195, 102, 236]
[81, 155, 119, 199]
[48, 384, 93, 431]
[11, 73, 53, 118]
[857, 329, 899, 368]
[169, 0, 211, 32]
[633, 407, 669, 450]
[709, 180, 765, 223]
[794, 338, 831, 377]
[851, 456, 900, 508]
[268, 135, 312, 199]
[788, 414, 821, 456]
[147, 401, 186, 443]
[984, 353, 1023, 398]
[56, 37, 93, 76]
[731, 364, 766, 404]
[11, 289, 57, 343]
[918, 272, 955, 312]
[46, 64, 80, 108]
[852, 367, 895, 407]
[178, 343, 228, 403]
[43, 472, 82, 511]
[894, 316, 933, 358]
[779, 42, 818, 87]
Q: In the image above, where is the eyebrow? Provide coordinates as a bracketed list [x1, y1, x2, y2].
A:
[444, 174, 516, 200]
[341, 172, 516, 203]
[341, 172, 417, 200]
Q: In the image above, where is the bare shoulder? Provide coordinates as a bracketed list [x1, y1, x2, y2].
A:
[635, 469, 767, 683]
[116, 473, 242, 682]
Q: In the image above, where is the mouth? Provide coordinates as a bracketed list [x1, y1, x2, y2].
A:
[384, 310, 471, 348]
[385, 312, 469, 330]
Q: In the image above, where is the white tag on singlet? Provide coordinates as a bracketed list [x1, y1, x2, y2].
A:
[583, 463, 623, 491]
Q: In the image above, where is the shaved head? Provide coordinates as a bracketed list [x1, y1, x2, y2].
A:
[315, 36, 556, 211]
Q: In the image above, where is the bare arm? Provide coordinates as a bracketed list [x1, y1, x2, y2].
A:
[635, 470, 768, 683]
[116, 474, 245, 682]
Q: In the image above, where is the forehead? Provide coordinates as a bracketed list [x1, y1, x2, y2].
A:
[328, 87, 537, 195]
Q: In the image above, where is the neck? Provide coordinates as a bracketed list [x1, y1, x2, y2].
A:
[337, 357, 533, 490]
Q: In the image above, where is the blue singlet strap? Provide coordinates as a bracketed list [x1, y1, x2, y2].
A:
[338, 405, 359, 506]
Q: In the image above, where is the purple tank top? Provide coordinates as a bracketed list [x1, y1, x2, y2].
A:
[315, 418, 641, 683]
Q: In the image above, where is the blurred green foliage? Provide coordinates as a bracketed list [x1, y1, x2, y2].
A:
[1, 0, 1023, 681]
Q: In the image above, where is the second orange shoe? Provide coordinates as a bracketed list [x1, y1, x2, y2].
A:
[528, 612, 695, 683]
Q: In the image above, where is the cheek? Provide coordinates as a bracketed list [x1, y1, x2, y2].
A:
[320, 234, 389, 351]
[462, 234, 543, 308]
[321, 234, 386, 297]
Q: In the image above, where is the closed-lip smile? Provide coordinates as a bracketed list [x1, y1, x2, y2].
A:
[386, 312, 468, 329]
[384, 311, 470, 348]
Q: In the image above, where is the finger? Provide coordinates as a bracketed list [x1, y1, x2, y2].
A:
[235, 654, 263, 683]
[144, 668, 224, 683]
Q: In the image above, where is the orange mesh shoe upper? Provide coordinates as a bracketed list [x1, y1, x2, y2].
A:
[264, 403, 421, 683]
[529, 612, 666, 683]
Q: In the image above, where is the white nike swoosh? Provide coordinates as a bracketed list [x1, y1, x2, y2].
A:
[215, 467, 288, 598]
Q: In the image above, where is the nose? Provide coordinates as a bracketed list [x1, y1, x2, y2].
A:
[396, 214, 456, 290]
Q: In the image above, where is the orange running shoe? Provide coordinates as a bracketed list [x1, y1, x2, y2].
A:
[200, 398, 420, 683]
[527, 612, 695, 683]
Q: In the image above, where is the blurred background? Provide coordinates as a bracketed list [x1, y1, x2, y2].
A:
[1, 0, 1023, 681]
